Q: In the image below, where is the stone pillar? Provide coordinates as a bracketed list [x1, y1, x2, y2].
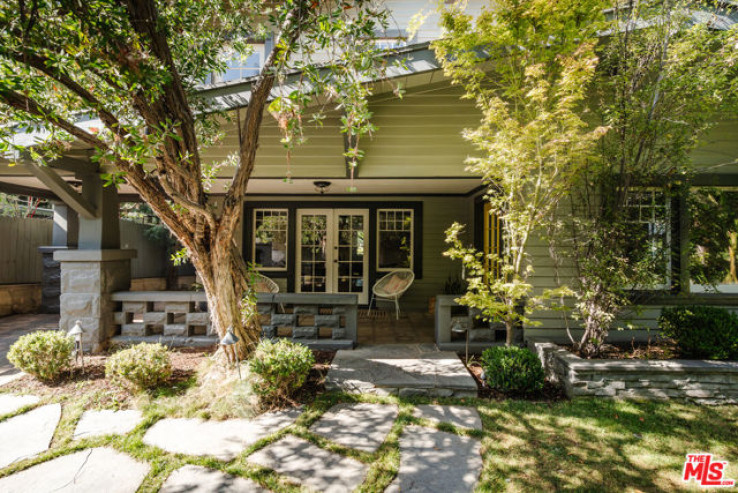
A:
[54, 172, 135, 352]
[55, 249, 136, 352]
[38, 202, 79, 313]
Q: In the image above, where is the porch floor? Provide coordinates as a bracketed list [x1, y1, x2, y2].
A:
[357, 310, 435, 345]
[325, 343, 478, 398]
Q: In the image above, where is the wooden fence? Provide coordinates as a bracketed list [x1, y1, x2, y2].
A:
[0, 216, 52, 284]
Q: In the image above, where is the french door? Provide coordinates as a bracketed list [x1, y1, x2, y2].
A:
[296, 209, 369, 304]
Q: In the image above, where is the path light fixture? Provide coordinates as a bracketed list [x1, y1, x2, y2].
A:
[67, 320, 85, 371]
[450, 316, 472, 364]
[219, 327, 242, 380]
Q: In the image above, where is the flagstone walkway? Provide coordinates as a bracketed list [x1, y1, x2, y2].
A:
[0, 392, 484, 492]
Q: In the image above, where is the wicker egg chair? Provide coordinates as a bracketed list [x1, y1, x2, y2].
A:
[368, 268, 415, 320]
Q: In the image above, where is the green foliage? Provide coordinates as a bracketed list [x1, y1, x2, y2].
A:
[248, 339, 314, 406]
[547, 0, 738, 357]
[106, 343, 173, 391]
[480, 346, 544, 395]
[7, 330, 74, 381]
[689, 189, 738, 287]
[435, 0, 604, 343]
[659, 306, 738, 360]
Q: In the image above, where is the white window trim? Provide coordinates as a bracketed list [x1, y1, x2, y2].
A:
[376, 208, 414, 272]
[252, 208, 288, 272]
[212, 44, 266, 84]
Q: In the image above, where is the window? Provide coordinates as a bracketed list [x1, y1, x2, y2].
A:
[208, 45, 265, 84]
[377, 209, 413, 271]
[689, 188, 738, 292]
[253, 209, 288, 270]
[483, 202, 503, 280]
[624, 190, 671, 286]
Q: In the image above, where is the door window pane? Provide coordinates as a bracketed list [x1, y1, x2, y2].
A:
[299, 214, 328, 293]
[377, 209, 413, 271]
[253, 209, 288, 270]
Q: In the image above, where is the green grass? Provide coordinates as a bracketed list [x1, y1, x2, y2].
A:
[1, 386, 737, 492]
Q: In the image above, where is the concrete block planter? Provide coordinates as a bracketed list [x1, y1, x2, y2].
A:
[528, 338, 738, 405]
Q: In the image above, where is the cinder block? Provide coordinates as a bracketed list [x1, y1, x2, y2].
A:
[122, 301, 146, 313]
[293, 327, 317, 339]
[185, 312, 210, 324]
[165, 302, 192, 313]
[164, 324, 187, 336]
[121, 323, 145, 337]
[315, 315, 340, 328]
[271, 314, 295, 327]
[113, 312, 129, 325]
[294, 305, 318, 315]
[332, 327, 347, 339]
[143, 312, 167, 324]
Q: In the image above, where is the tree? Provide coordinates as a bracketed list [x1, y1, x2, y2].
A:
[0, 0, 390, 357]
[556, 0, 738, 357]
[434, 0, 606, 345]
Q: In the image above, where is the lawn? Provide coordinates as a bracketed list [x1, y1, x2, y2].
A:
[1, 377, 736, 492]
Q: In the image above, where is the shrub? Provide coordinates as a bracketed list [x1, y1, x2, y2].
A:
[249, 339, 314, 406]
[7, 330, 74, 382]
[659, 306, 738, 360]
[480, 346, 544, 395]
[106, 343, 172, 391]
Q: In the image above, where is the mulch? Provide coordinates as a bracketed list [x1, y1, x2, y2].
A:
[3, 346, 335, 408]
[563, 339, 680, 360]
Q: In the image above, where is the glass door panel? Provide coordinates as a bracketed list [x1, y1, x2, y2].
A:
[297, 211, 330, 294]
[296, 209, 369, 303]
[334, 210, 368, 303]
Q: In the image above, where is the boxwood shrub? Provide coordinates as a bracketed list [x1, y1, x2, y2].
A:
[7, 330, 74, 382]
[106, 343, 172, 391]
[659, 306, 738, 360]
[480, 346, 544, 395]
[249, 339, 314, 406]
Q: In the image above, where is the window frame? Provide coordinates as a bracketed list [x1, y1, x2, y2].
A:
[376, 208, 414, 273]
[252, 208, 289, 272]
[623, 188, 672, 290]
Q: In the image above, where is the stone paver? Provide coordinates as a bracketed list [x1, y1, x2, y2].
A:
[161, 465, 268, 493]
[0, 373, 24, 387]
[0, 403, 61, 469]
[0, 394, 39, 416]
[74, 409, 144, 440]
[326, 344, 477, 397]
[386, 425, 482, 493]
[310, 402, 398, 453]
[0, 447, 149, 492]
[413, 405, 482, 430]
[143, 409, 300, 460]
[249, 435, 368, 493]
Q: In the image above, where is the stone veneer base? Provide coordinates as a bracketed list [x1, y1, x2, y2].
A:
[528, 338, 738, 405]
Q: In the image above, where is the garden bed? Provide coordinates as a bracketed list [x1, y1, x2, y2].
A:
[563, 339, 679, 360]
[462, 355, 566, 401]
[528, 338, 738, 405]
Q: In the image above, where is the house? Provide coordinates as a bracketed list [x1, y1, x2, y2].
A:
[1, 0, 737, 351]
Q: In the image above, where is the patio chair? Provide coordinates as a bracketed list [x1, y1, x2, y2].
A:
[368, 268, 415, 320]
[252, 273, 279, 293]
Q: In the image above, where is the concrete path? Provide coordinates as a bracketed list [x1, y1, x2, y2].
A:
[0, 394, 39, 416]
[386, 425, 482, 493]
[310, 402, 398, 453]
[74, 409, 144, 440]
[0, 403, 61, 469]
[0, 314, 59, 378]
[249, 435, 369, 493]
[0, 447, 149, 493]
[143, 409, 301, 459]
[325, 344, 478, 397]
[161, 465, 268, 493]
[413, 405, 483, 430]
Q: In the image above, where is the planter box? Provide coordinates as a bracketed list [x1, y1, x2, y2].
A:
[528, 338, 738, 405]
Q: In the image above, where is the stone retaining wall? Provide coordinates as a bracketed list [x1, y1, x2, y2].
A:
[528, 338, 738, 405]
[0, 284, 42, 317]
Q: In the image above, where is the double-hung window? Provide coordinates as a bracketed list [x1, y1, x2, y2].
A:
[253, 209, 288, 270]
[624, 190, 671, 288]
[377, 209, 414, 271]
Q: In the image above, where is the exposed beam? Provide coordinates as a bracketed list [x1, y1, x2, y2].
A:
[48, 156, 99, 174]
[0, 181, 59, 200]
[24, 163, 97, 219]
